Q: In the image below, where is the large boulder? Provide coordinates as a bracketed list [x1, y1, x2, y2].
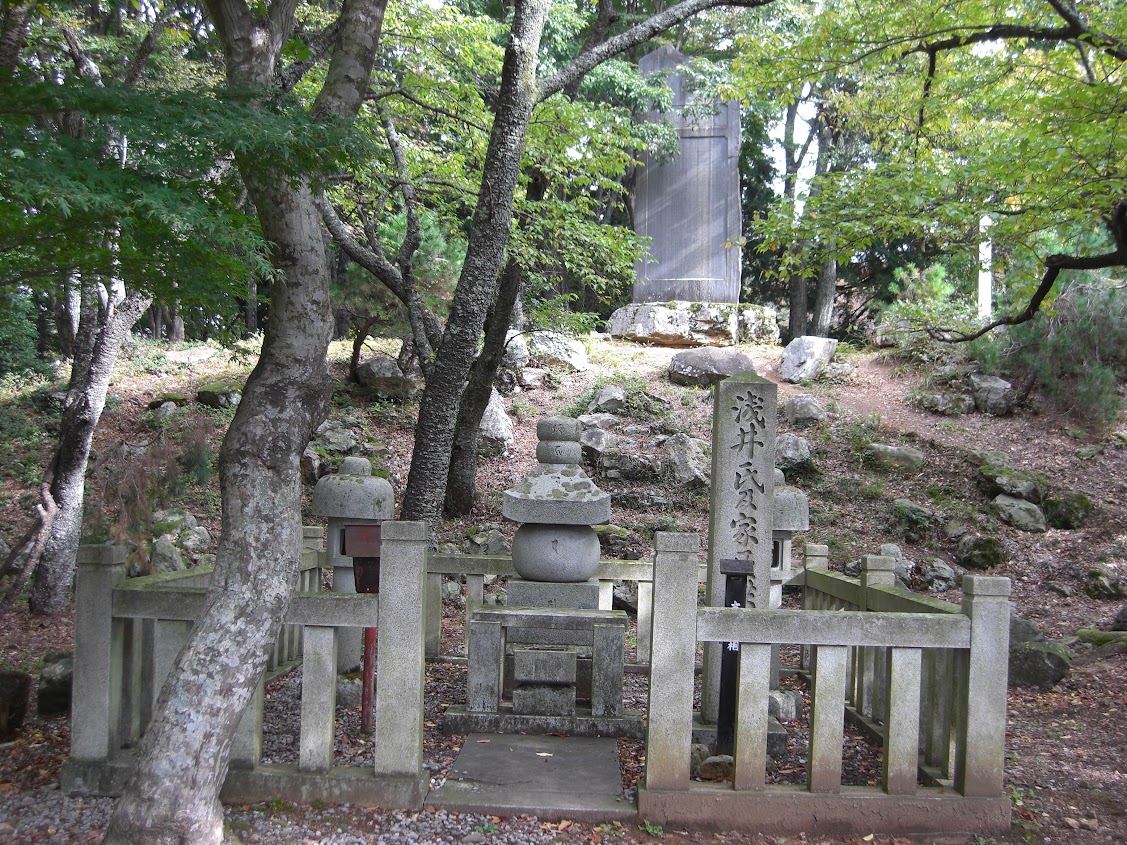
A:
[598, 447, 663, 482]
[355, 356, 418, 401]
[864, 443, 926, 473]
[502, 329, 531, 369]
[920, 558, 959, 592]
[662, 433, 711, 488]
[916, 390, 977, 416]
[784, 393, 828, 426]
[478, 388, 514, 456]
[668, 347, 757, 387]
[606, 301, 779, 347]
[780, 336, 838, 383]
[993, 494, 1047, 533]
[1009, 641, 1071, 689]
[579, 427, 620, 464]
[528, 331, 588, 370]
[464, 526, 511, 557]
[1084, 565, 1125, 600]
[969, 373, 1015, 416]
[977, 464, 1046, 504]
[150, 534, 186, 573]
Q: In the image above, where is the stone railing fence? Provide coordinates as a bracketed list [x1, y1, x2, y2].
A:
[640, 533, 1012, 837]
[60, 522, 429, 807]
[425, 553, 670, 664]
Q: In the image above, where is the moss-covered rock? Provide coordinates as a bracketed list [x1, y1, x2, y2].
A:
[977, 463, 1047, 504]
[1085, 566, 1125, 600]
[1043, 492, 1092, 530]
[958, 533, 1005, 570]
[1009, 641, 1071, 689]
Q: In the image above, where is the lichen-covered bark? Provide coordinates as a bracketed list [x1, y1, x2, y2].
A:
[103, 1, 387, 842]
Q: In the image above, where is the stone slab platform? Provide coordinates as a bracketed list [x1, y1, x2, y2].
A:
[443, 705, 645, 739]
[427, 733, 636, 822]
[691, 714, 788, 759]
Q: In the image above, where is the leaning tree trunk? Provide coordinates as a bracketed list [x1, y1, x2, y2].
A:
[444, 256, 525, 515]
[103, 0, 387, 841]
[27, 280, 149, 615]
[788, 271, 809, 341]
[810, 254, 836, 337]
[401, 0, 551, 523]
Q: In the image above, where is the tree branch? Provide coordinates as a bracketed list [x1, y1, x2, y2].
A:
[537, 0, 774, 103]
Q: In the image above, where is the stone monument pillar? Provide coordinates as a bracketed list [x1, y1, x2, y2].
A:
[701, 373, 776, 724]
[633, 45, 742, 304]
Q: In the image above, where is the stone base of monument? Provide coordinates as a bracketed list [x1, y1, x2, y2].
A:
[442, 705, 645, 739]
[691, 713, 788, 759]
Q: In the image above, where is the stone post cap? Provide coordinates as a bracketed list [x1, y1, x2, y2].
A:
[380, 520, 428, 542]
[655, 532, 699, 553]
[860, 554, 897, 572]
[962, 575, 1011, 597]
[804, 544, 830, 556]
[773, 486, 810, 533]
[339, 456, 372, 476]
[76, 544, 128, 567]
[303, 525, 326, 540]
[310, 469, 394, 519]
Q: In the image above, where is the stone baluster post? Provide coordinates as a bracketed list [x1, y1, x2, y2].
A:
[956, 575, 1010, 797]
[70, 545, 127, 762]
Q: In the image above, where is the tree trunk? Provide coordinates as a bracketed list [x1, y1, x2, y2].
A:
[28, 280, 149, 615]
[401, 0, 551, 524]
[810, 254, 836, 337]
[788, 271, 808, 340]
[103, 0, 387, 840]
[444, 256, 524, 515]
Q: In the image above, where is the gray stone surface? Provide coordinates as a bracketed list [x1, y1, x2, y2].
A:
[917, 391, 976, 416]
[970, 373, 1015, 416]
[596, 448, 662, 482]
[479, 388, 514, 456]
[587, 386, 626, 413]
[865, 444, 926, 473]
[507, 579, 600, 610]
[662, 433, 711, 487]
[355, 356, 418, 401]
[513, 648, 578, 685]
[502, 330, 531, 369]
[633, 45, 741, 304]
[993, 494, 1047, 532]
[785, 393, 828, 425]
[464, 527, 510, 557]
[579, 428, 618, 464]
[196, 381, 241, 409]
[1084, 566, 1125, 600]
[920, 558, 958, 592]
[1009, 641, 1071, 689]
[37, 653, 73, 717]
[697, 755, 736, 781]
[775, 432, 813, 471]
[774, 486, 810, 534]
[150, 534, 185, 573]
[958, 534, 1006, 570]
[310, 458, 394, 520]
[513, 684, 577, 716]
[528, 331, 588, 371]
[1113, 605, 1127, 632]
[577, 413, 620, 430]
[668, 347, 757, 387]
[607, 302, 778, 347]
[1043, 493, 1092, 529]
[511, 524, 601, 583]
[779, 336, 838, 383]
[977, 463, 1045, 503]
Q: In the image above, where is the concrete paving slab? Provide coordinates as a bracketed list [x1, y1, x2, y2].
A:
[427, 733, 637, 822]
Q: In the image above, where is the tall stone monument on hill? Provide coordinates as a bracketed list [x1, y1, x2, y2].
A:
[633, 45, 742, 304]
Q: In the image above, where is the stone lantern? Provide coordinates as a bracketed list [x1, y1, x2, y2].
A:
[310, 456, 394, 671]
[770, 469, 811, 608]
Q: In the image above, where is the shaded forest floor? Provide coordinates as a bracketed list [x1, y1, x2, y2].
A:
[1, 335, 1125, 844]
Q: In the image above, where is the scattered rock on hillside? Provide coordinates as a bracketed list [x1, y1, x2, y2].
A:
[37, 652, 73, 716]
[150, 534, 185, 573]
[969, 373, 1015, 416]
[864, 443, 926, 473]
[662, 433, 711, 488]
[1085, 566, 1125, 600]
[478, 389, 514, 456]
[784, 393, 828, 426]
[587, 385, 626, 413]
[528, 331, 588, 371]
[196, 381, 242, 409]
[776, 433, 814, 474]
[920, 558, 959, 591]
[355, 356, 418, 401]
[577, 413, 619, 430]
[779, 336, 838, 383]
[916, 390, 977, 416]
[891, 500, 936, 542]
[1113, 606, 1127, 631]
[502, 330, 530, 369]
[667, 347, 757, 387]
[579, 427, 619, 464]
[464, 527, 510, 557]
[993, 494, 1047, 533]
[1043, 492, 1092, 529]
[977, 463, 1046, 504]
[958, 534, 1005, 570]
[0, 671, 31, 739]
[598, 448, 662, 482]
[1009, 640, 1071, 689]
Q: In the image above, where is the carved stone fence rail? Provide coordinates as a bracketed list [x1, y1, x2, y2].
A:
[639, 533, 1012, 837]
[60, 522, 430, 808]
